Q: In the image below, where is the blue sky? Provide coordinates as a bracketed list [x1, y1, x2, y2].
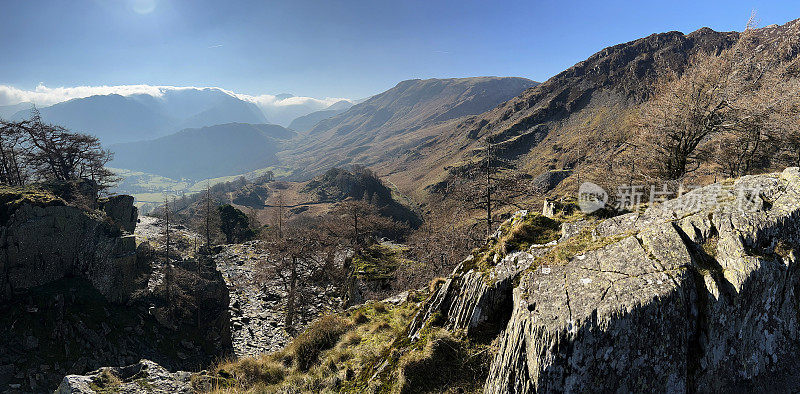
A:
[1, 0, 800, 100]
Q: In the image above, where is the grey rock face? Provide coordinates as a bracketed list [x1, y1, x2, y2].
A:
[533, 170, 572, 194]
[482, 168, 800, 392]
[409, 211, 552, 340]
[99, 194, 138, 234]
[55, 360, 193, 394]
[0, 198, 140, 303]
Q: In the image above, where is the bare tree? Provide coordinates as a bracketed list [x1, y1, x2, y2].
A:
[24, 109, 117, 190]
[633, 50, 735, 181]
[633, 15, 800, 181]
[0, 110, 118, 195]
[161, 195, 174, 304]
[257, 220, 324, 327]
[0, 119, 29, 186]
[447, 135, 530, 237]
[403, 201, 484, 289]
[327, 197, 397, 250]
[194, 185, 221, 251]
[272, 190, 285, 239]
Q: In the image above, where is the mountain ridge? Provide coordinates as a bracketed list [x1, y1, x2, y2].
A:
[280, 76, 537, 176]
[11, 89, 269, 144]
[356, 26, 745, 198]
[110, 122, 295, 180]
[287, 100, 354, 132]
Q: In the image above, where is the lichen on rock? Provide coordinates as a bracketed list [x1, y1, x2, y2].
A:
[483, 168, 800, 392]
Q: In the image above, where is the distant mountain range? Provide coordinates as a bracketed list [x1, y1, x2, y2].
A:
[372, 25, 744, 197]
[277, 22, 795, 203]
[287, 100, 353, 132]
[260, 95, 353, 127]
[9, 88, 267, 144]
[4, 88, 351, 144]
[110, 123, 295, 180]
[102, 77, 535, 196]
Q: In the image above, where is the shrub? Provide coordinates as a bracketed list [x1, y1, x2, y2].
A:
[291, 316, 351, 371]
[397, 330, 466, 394]
[89, 368, 122, 393]
[229, 357, 287, 386]
[429, 277, 447, 293]
[0, 185, 65, 225]
[498, 214, 561, 254]
[351, 310, 370, 325]
[372, 302, 388, 314]
[701, 235, 719, 258]
[218, 204, 257, 243]
[468, 213, 562, 274]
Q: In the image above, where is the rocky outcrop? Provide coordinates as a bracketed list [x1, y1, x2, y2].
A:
[478, 168, 800, 392]
[0, 196, 140, 303]
[409, 211, 559, 340]
[532, 170, 572, 194]
[0, 201, 234, 392]
[56, 360, 193, 394]
[99, 194, 138, 234]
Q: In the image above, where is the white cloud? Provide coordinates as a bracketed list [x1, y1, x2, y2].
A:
[0, 83, 168, 107]
[235, 93, 346, 109]
[0, 84, 351, 125]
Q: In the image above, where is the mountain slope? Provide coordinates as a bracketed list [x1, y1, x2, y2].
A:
[259, 94, 351, 127]
[13, 94, 175, 143]
[177, 96, 267, 130]
[110, 123, 295, 180]
[281, 77, 537, 175]
[289, 100, 353, 132]
[359, 26, 746, 198]
[0, 102, 33, 119]
[288, 109, 346, 132]
[288, 100, 354, 132]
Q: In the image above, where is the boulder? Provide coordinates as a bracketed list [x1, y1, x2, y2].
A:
[55, 360, 193, 394]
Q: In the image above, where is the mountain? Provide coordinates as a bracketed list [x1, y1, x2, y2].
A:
[259, 96, 350, 127]
[325, 99, 353, 111]
[176, 95, 267, 130]
[109, 123, 295, 180]
[287, 100, 354, 132]
[302, 167, 421, 226]
[11, 88, 268, 144]
[281, 76, 537, 175]
[346, 26, 747, 198]
[13, 94, 175, 143]
[0, 102, 33, 119]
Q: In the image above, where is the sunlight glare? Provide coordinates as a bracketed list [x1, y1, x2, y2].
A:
[129, 0, 156, 15]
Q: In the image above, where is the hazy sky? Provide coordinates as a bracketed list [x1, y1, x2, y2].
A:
[2, 0, 800, 100]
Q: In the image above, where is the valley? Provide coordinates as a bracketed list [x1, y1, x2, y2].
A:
[1, 5, 800, 393]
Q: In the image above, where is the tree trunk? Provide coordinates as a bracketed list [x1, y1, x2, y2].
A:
[486, 137, 493, 237]
[286, 255, 298, 327]
[205, 187, 211, 248]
